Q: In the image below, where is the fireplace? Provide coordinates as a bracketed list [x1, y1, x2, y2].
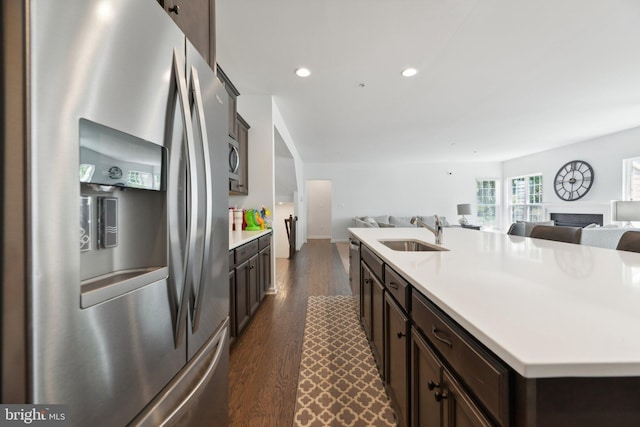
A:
[550, 213, 603, 228]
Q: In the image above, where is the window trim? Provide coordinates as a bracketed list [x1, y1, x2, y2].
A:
[475, 178, 500, 230]
[623, 157, 640, 201]
[507, 173, 544, 223]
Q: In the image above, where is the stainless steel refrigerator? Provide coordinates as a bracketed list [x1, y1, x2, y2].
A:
[2, 0, 230, 425]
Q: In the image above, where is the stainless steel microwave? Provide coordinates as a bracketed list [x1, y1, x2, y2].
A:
[228, 137, 239, 180]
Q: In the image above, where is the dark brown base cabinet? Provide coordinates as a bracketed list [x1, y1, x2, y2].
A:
[258, 235, 271, 301]
[229, 233, 271, 345]
[356, 242, 505, 427]
[360, 263, 372, 341]
[372, 277, 385, 375]
[361, 262, 385, 373]
[411, 328, 493, 427]
[385, 292, 409, 427]
[352, 236, 640, 427]
[245, 254, 259, 316]
[411, 328, 443, 427]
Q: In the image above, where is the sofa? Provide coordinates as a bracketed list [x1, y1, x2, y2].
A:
[353, 215, 450, 229]
[508, 220, 640, 250]
[580, 226, 640, 249]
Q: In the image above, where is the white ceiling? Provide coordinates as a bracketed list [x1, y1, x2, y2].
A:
[216, 0, 640, 164]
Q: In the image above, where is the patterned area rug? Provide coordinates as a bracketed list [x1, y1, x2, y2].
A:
[293, 295, 396, 426]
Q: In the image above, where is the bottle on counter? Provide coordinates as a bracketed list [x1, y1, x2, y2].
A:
[233, 210, 243, 232]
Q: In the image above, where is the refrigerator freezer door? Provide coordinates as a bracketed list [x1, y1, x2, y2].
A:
[128, 319, 229, 427]
[29, 1, 200, 425]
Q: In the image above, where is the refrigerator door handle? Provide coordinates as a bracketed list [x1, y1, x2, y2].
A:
[187, 65, 212, 334]
[170, 48, 198, 347]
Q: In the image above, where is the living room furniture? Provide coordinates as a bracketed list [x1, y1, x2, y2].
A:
[613, 200, 640, 227]
[616, 230, 640, 253]
[353, 215, 450, 229]
[508, 221, 640, 249]
[506, 220, 554, 237]
[529, 225, 582, 244]
[456, 203, 471, 225]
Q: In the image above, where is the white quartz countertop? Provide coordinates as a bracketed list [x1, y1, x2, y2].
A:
[229, 229, 272, 250]
[349, 227, 640, 378]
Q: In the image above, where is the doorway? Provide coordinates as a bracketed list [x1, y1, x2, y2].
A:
[306, 180, 332, 239]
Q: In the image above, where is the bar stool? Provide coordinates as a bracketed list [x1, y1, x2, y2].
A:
[529, 225, 582, 244]
[616, 230, 640, 253]
[506, 223, 525, 236]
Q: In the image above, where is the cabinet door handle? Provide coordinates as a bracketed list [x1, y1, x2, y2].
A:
[397, 331, 406, 339]
[388, 282, 399, 290]
[249, 265, 255, 270]
[427, 380, 440, 390]
[431, 326, 453, 348]
[434, 390, 448, 402]
[168, 4, 180, 14]
[364, 278, 371, 284]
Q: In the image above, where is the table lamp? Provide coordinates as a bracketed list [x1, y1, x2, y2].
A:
[457, 203, 472, 226]
[614, 201, 640, 228]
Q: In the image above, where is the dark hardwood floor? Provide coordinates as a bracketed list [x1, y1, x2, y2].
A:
[228, 239, 351, 426]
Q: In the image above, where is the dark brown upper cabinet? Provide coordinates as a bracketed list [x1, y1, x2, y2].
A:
[216, 65, 240, 141]
[157, 0, 216, 66]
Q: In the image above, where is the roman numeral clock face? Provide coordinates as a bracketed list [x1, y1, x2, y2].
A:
[554, 160, 594, 201]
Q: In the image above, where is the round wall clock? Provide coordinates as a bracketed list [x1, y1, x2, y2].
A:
[554, 160, 594, 201]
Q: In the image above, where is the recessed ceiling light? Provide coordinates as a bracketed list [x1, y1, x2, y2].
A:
[401, 68, 418, 77]
[295, 68, 311, 77]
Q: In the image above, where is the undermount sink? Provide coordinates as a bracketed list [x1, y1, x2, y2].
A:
[379, 239, 449, 252]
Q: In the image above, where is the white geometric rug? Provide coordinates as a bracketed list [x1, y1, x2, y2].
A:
[293, 295, 396, 426]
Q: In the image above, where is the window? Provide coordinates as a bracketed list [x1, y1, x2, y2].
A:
[476, 179, 500, 229]
[623, 157, 640, 201]
[509, 174, 543, 222]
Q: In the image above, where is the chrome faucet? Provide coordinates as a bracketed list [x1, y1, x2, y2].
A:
[410, 215, 444, 245]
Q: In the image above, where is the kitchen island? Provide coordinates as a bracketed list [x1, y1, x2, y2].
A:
[349, 226, 640, 427]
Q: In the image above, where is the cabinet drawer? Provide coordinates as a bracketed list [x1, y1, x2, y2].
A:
[384, 265, 410, 312]
[412, 291, 509, 426]
[361, 244, 384, 282]
[258, 233, 271, 250]
[229, 250, 235, 270]
[235, 239, 259, 264]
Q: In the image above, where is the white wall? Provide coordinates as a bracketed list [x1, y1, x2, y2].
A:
[272, 101, 306, 250]
[231, 95, 276, 291]
[229, 96, 306, 288]
[502, 125, 640, 225]
[305, 161, 502, 241]
[306, 180, 332, 239]
[230, 95, 274, 211]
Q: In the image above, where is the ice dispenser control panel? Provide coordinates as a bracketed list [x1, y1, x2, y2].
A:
[79, 118, 166, 191]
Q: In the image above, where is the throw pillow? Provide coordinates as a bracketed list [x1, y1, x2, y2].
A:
[372, 215, 390, 225]
[378, 222, 396, 228]
[362, 216, 380, 228]
[389, 216, 414, 227]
